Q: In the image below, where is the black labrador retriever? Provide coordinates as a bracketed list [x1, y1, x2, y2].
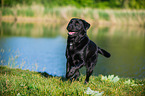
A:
[66, 18, 111, 83]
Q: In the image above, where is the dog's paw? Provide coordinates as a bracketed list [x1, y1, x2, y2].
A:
[67, 67, 76, 77]
[70, 67, 76, 74]
[84, 80, 88, 84]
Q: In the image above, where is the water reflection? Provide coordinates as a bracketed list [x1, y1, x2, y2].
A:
[0, 22, 145, 78]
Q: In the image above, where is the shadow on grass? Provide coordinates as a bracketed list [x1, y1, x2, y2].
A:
[38, 71, 68, 82]
[0, 66, 72, 82]
[0, 66, 14, 75]
[38, 71, 81, 82]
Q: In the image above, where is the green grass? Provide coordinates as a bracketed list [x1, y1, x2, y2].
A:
[0, 66, 145, 96]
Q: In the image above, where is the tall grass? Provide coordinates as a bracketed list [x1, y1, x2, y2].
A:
[0, 5, 145, 26]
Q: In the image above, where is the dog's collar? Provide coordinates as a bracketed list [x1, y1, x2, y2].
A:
[70, 43, 73, 46]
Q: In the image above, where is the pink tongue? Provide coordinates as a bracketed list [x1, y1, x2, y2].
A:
[69, 32, 75, 35]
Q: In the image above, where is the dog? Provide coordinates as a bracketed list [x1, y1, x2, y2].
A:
[65, 18, 111, 83]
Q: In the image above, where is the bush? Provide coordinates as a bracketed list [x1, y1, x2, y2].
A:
[1, 0, 145, 9]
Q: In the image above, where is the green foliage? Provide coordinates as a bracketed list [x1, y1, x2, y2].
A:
[1, 0, 145, 9]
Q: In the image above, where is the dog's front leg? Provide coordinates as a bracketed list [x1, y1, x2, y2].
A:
[70, 70, 80, 81]
[67, 62, 84, 78]
[66, 61, 71, 79]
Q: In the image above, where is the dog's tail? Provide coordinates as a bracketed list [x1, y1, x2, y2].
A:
[98, 47, 111, 58]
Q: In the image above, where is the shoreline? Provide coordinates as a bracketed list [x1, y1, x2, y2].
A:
[1, 15, 144, 27]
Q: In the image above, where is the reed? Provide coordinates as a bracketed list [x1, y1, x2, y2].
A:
[0, 5, 145, 25]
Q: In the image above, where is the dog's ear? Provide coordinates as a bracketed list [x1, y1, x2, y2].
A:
[81, 19, 90, 30]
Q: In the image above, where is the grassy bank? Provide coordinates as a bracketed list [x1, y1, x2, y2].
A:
[0, 66, 145, 95]
[0, 5, 145, 26]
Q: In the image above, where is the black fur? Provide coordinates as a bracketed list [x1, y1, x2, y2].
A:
[66, 18, 111, 83]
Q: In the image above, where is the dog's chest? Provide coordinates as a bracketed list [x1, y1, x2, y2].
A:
[67, 37, 89, 51]
[69, 42, 75, 50]
[68, 42, 80, 51]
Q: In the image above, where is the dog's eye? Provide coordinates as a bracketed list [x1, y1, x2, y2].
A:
[69, 21, 73, 24]
[75, 23, 79, 26]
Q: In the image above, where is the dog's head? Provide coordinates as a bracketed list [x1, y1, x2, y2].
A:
[67, 18, 90, 36]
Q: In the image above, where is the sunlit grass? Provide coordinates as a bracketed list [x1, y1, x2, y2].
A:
[0, 66, 145, 95]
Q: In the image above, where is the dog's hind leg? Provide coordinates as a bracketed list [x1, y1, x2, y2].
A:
[85, 55, 97, 84]
[85, 66, 94, 84]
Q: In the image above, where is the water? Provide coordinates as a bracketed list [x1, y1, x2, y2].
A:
[0, 36, 66, 76]
[0, 22, 145, 78]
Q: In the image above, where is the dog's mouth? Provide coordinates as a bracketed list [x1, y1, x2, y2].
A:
[68, 32, 76, 35]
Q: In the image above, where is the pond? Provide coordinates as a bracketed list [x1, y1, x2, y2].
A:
[0, 22, 145, 79]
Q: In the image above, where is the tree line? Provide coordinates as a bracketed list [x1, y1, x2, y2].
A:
[1, 0, 145, 9]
